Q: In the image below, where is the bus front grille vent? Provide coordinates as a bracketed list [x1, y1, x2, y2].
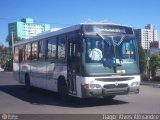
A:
[95, 77, 134, 82]
[103, 84, 128, 89]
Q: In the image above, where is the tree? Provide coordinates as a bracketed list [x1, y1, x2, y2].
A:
[138, 45, 147, 74]
[150, 54, 160, 78]
[6, 35, 23, 47]
[4, 58, 13, 71]
[0, 43, 12, 71]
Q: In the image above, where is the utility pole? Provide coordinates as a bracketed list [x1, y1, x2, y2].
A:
[11, 32, 14, 54]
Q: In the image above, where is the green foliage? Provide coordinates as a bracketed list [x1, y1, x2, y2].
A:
[6, 35, 23, 47]
[4, 58, 13, 71]
[152, 76, 160, 82]
[0, 44, 12, 65]
[150, 54, 160, 78]
[138, 45, 147, 73]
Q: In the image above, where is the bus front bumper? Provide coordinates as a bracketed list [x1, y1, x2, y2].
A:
[81, 85, 140, 98]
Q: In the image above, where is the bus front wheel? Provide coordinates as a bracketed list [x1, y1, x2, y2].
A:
[58, 78, 69, 101]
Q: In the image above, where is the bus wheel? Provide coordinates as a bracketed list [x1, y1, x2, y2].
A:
[103, 95, 115, 100]
[25, 74, 32, 91]
[58, 79, 69, 101]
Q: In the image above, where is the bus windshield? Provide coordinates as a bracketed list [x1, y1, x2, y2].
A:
[83, 35, 139, 76]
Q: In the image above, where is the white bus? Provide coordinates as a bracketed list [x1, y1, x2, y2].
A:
[13, 23, 140, 100]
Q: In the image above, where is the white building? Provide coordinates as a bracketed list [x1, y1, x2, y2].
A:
[134, 24, 157, 50]
[8, 18, 50, 41]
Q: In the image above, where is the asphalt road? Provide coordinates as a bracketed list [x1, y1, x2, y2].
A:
[0, 72, 160, 114]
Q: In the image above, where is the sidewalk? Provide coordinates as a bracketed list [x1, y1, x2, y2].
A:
[141, 81, 160, 88]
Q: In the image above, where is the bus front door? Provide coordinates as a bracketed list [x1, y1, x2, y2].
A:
[67, 40, 77, 95]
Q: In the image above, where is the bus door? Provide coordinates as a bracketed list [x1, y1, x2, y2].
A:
[18, 49, 23, 82]
[67, 39, 78, 95]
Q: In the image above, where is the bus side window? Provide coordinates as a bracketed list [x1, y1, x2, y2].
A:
[19, 49, 24, 62]
[14, 47, 19, 62]
[38, 40, 46, 60]
[25, 44, 31, 61]
[58, 37, 66, 60]
[31, 42, 38, 60]
[47, 37, 57, 59]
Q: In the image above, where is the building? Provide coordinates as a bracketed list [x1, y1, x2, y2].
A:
[134, 24, 157, 50]
[8, 18, 50, 42]
[149, 48, 160, 55]
[150, 41, 160, 48]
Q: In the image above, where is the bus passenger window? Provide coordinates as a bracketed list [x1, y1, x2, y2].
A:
[31, 42, 38, 60]
[14, 47, 19, 62]
[38, 40, 46, 60]
[47, 37, 57, 59]
[58, 37, 66, 60]
[25, 44, 31, 61]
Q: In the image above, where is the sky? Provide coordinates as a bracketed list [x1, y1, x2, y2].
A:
[0, 0, 160, 46]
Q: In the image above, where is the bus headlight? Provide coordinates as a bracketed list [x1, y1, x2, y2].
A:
[90, 84, 101, 89]
[90, 84, 96, 89]
[95, 84, 101, 88]
[83, 84, 101, 89]
[131, 82, 140, 87]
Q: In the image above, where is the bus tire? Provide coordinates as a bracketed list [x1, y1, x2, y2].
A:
[58, 78, 69, 101]
[25, 74, 33, 91]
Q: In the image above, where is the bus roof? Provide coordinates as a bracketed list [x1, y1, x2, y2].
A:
[14, 24, 81, 46]
[14, 23, 133, 46]
[80, 22, 132, 27]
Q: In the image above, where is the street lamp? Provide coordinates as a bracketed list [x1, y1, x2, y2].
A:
[146, 56, 151, 80]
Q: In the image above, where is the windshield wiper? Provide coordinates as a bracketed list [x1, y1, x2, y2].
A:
[96, 32, 111, 46]
[116, 63, 122, 66]
[96, 32, 105, 40]
[117, 35, 125, 46]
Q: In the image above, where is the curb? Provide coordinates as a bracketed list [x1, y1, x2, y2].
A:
[141, 82, 160, 88]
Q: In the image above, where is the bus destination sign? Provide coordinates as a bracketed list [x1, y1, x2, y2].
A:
[83, 24, 133, 34]
[96, 28, 126, 33]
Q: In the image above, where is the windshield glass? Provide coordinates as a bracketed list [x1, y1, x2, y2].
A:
[83, 35, 139, 76]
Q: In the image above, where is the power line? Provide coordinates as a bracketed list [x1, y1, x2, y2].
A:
[0, 17, 72, 26]
[0, 17, 18, 21]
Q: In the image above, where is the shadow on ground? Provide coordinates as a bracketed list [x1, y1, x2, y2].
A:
[0, 84, 128, 108]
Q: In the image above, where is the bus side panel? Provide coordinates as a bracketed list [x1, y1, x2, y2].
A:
[21, 62, 31, 83]
[46, 61, 58, 92]
[29, 60, 47, 89]
[13, 62, 20, 82]
[75, 76, 84, 98]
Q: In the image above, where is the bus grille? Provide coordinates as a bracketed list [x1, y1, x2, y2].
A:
[103, 84, 128, 89]
[95, 77, 134, 82]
